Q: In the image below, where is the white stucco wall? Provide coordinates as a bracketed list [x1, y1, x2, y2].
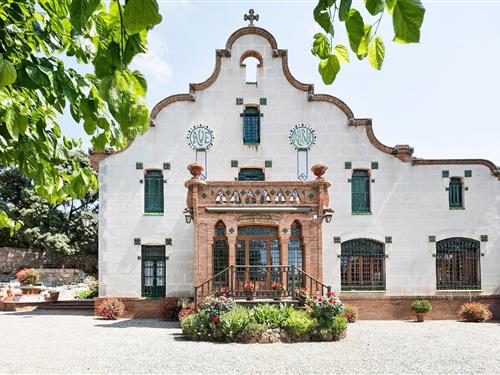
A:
[98, 29, 500, 298]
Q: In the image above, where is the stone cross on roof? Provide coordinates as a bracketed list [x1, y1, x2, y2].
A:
[244, 9, 259, 26]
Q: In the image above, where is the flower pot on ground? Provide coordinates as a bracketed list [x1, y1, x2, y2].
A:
[48, 290, 60, 302]
[410, 299, 432, 322]
[271, 282, 285, 301]
[243, 281, 258, 301]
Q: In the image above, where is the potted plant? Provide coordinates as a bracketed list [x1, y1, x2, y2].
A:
[15, 268, 40, 286]
[243, 281, 257, 301]
[48, 289, 60, 302]
[271, 282, 285, 301]
[410, 299, 432, 322]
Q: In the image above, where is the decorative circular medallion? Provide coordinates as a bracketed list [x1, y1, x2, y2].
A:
[187, 124, 215, 150]
[289, 124, 317, 150]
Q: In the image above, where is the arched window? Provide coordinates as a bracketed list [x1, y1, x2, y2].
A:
[288, 221, 303, 270]
[436, 238, 480, 290]
[144, 170, 164, 214]
[240, 52, 262, 84]
[351, 170, 371, 214]
[449, 177, 464, 209]
[242, 106, 260, 145]
[341, 239, 385, 291]
[213, 221, 228, 283]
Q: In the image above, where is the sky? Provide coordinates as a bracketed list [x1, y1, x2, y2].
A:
[60, 0, 500, 165]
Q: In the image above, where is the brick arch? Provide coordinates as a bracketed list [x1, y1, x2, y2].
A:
[239, 50, 263, 67]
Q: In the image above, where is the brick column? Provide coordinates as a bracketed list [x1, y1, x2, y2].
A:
[279, 230, 290, 267]
[227, 227, 237, 267]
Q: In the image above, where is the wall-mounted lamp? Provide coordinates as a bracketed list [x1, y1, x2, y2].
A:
[322, 208, 334, 223]
[183, 208, 193, 224]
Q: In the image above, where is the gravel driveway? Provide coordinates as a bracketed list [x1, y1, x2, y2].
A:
[1, 310, 499, 374]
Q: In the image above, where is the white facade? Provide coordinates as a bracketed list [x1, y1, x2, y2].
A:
[97, 25, 500, 298]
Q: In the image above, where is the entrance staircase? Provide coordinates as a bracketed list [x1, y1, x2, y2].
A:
[38, 299, 94, 310]
[194, 265, 330, 309]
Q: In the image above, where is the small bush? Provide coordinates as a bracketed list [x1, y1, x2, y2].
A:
[458, 302, 492, 322]
[307, 291, 344, 321]
[342, 304, 359, 323]
[283, 310, 315, 336]
[181, 314, 197, 336]
[75, 283, 98, 299]
[158, 298, 181, 320]
[410, 299, 432, 313]
[199, 295, 234, 319]
[252, 304, 294, 328]
[239, 322, 266, 341]
[330, 316, 348, 340]
[215, 306, 252, 341]
[15, 268, 40, 285]
[97, 299, 125, 320]
[178, 308, 194, 321]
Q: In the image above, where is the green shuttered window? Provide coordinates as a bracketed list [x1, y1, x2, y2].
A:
[238, 168, 265, 181]
[145, 170, 164, 214]
[449, 177, 463, 209]
[351, 170, 371, 214]
[243, 107, 260, 144]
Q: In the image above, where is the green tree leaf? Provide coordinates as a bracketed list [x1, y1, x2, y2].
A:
[0, 60, 17, 87]
[368, 36, 385, 70]
[123, 0, 162, 35]
[318, 54, 340, 85]
[339, 0, 352, 21]
[365, 0, 385, 15]
[69, 0, 100, 32]
[313, 0, 335, 34]
[392, 0, 425, 43]
[345, 9, 368, 59]
[333, 44, 350, 63]
[311, 33, 331, 59]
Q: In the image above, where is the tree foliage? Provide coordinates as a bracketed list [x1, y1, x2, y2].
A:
[312, 0, 425, 84]
[0, 0, 162, 231]
[0, 151, 98, 257]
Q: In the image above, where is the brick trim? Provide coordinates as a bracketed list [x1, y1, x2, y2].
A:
[239, 50, 264, 67]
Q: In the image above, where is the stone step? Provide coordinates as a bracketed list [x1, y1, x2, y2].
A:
[38, 300, 94, 310]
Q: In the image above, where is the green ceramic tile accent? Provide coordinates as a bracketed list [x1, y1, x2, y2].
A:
[229, 227, 235, 234]
[165, 238, 173, 245]
[259, 113, 264, 117]
[347, 178, 352, 183]
[308, 192, 315, 200]
[481, 235, 488, 242]
[464, 170, 472, 178]
[385, 236, 392, 244]
[231, 160, 238, 168]
[236, 98, 243, 105]
[163, 162, 171, 170]
[136, 162, 143, 169]
[201, 192, 207, 199]
[442, 170, 449, 178]
[265, 160, 272, 168]
[345, 161, 352, 169]
[259, 97, 267, 105]
[134, 238, 141, 245]
[429, 235, 436, 243]
[139, 179, 143, 184]
[371, 162, 379, 170]
[334, 236, 341, 244]
[255, 189, 261, 195]
[282, 228, 288, 233]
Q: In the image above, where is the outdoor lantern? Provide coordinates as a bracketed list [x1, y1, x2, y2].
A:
[183, 208, 193, 224]
[322, 208, 334, 223]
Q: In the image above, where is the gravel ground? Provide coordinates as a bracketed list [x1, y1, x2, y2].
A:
[1, 310, 499, 374]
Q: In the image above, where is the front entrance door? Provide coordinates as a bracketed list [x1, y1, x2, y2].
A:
[141, 246, 166, 298]
[236, 226, 280, 291]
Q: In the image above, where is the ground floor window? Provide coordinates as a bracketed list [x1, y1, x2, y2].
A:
[141, 246, 166, 298]
[436, 237, 480, 290]
[340, 239, 385, 291]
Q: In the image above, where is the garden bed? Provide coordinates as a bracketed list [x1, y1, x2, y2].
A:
[180, 292, 349, 343]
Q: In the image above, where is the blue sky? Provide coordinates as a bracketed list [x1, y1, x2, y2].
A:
[61, 1, 500, 165]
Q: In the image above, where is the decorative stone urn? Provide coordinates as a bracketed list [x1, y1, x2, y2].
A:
[187, 162, 204, 180]
[311, 163, 328, 180]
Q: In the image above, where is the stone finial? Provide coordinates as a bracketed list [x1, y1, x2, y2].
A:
[311, 163, 328, 180]
[244, 9, 259, 26]
[187, 162, 204, 180]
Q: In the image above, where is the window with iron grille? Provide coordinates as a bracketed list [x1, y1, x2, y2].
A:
[144, 170, 164, 213]
[340, 239, 385, 291]
[351, 170, 371, 214]
[449, 177, 463, 208]
[213, 221, 228, 283]
[141, 246, 166, 298]
[243, 107, 260, 144]
[288, 221, 303, 288]
[436, 238, 480, 290]
[238, 168, 265, 181]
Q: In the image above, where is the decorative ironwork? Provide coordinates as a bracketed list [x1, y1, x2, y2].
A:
[238, 226, 278, 237]
[141, 246, 166, 298]
[436, 237, 480, 290]
[213, 240, 228, 283]
[244, 9, 259, 26]
[340, 239, 385, 291]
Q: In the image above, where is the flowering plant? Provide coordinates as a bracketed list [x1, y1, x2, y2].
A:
[307, 291, 344, 321]
[243, 281, 258, 293]
[97, 299, 125, 320]
[458, 302, 492, 322]
[200, 295, 234, 319]
[212, 287, 231, 298]
[158, 298, 181, 320]
[297, 287, 309, 299]
[15, 268, 40, 285]
[342, 304, 359, 323]
[178, 308, 195, 321]
[271, 282, 285, 291]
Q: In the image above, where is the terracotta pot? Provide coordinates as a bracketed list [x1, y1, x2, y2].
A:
[49, 291, 59, 302]
[311, 163, 328, 179]
[416, 312, 426, 322]
[187, 162, 204, 180]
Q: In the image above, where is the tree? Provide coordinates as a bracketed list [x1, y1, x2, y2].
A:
[0, 150, 98, 258]
[312, 0, 425, 84]
[0, 0, 162, 231]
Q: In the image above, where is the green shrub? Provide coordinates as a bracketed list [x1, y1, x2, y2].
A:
[458, 302, 492, 322]
[239, 322, 266, 341]
[216, 306, 253, 341]
[283, 310, 315, 336]
[330, 316, 348, 339]
[342, 304, 359, 323]
[252, 304, 294, 328]
[181, 314, 197, 336]
[313, 316, 348, 341]
[307, 292, 344, 321]
[75, 283, 98, 299]
[410, 299, 432, 313]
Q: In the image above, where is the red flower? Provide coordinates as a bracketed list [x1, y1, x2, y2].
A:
[326, 291, 334, 297]
[212, 316, 220, 324]
[317, 297, 323, 302]
[328, 299, 333, 304]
